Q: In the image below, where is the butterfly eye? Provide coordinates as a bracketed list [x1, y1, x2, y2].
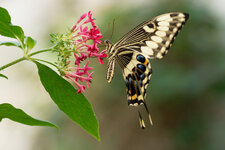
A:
[104, 40, 109, 44]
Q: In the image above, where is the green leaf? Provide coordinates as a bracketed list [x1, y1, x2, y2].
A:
[0, 103, 57, 128]
[0, 41, 21, 47]
[0, 73, 8, 79]
[35, 62, 100, 141]
[0, 6, 11, 23]
[0, 20, 25, 42]
[25, 36, 36, 51]
[0, 7, 24, 43]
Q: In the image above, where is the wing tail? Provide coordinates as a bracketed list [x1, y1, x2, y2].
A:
[137, 102, 153, 129]
[138, 110, 146, 129]
[143, 102, 153, 126]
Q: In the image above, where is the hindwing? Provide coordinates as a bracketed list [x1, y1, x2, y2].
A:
[116, 51, 153, 127]
[118, 52, 151, 106]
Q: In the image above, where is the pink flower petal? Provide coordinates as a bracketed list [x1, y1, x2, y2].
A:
[67, 11, 107, 94]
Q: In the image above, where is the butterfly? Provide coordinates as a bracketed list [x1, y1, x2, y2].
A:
[104, 12, 189, 129]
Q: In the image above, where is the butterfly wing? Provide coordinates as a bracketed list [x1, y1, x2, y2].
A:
[117, 50, 153, 127]
[118, 52, 151, 105]
[114, 12, 189, 59]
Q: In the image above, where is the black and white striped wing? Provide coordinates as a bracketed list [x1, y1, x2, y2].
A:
[114, 12, 189, 59]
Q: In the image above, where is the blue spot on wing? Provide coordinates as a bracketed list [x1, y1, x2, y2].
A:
[136, 54, 145, 63]
[137, 64, 146, 72]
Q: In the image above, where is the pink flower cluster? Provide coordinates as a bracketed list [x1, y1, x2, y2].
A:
[65, 11, 107, 93]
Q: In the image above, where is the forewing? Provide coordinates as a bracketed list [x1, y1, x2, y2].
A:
[114, 12, 189, 59]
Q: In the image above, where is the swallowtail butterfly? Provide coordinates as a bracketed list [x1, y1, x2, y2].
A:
[105, 12, 189, 129]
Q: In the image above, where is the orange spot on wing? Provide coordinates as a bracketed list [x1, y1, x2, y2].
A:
[144, 59, 148, 65]
[132, 94, 137, 100]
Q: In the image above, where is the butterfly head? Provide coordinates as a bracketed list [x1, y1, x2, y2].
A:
[104, 40, 114, 57]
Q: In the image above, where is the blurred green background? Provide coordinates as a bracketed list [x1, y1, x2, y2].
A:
[1, 0, 225, 150]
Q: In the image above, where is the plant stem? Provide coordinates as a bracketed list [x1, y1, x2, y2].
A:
[30, 58, 59, 69]
[28, 47, 53, 57]
[0, 57, 26, 71]
[0, 47, 54, 71]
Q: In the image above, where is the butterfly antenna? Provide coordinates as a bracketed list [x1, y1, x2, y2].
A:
[143, 102, 153, 126]
[138, 110, 146, 129]
[109, 18, 116, 41]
